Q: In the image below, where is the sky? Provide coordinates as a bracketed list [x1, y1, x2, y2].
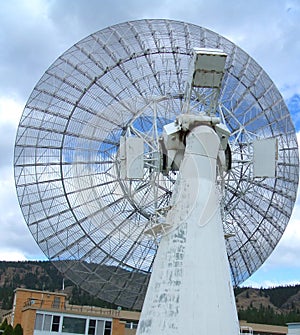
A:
[0, 0, 300, 288]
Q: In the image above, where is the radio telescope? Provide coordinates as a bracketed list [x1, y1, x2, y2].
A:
[14, 19, 298, 334]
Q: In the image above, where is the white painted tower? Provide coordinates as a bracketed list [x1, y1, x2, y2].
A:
[136, 121, 240, 335]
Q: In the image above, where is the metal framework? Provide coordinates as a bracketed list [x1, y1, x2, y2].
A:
[14, 19, 299, 310]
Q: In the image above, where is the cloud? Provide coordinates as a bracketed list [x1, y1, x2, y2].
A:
[0, 95, 45, 260]
[0, 97, 24, 167]
[0, 251, 27, 262]
[262, 202, 300, 270]
[0, 165, 45, 260]
[1, 0, 299, 100]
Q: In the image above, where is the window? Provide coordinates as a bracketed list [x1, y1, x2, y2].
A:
[34, 313, 43, 330]
[44, 314, 52, 331]
[34, 313, 57, 332]
[62, 316, 86, 334]
[34, 313, 111, 335]
[104, 321, 112, 335]
[52, 315, 60, 332]
[52, 297, 61, 309]
[125, 321, 138, 329]
[88, 319, 96, 335]
[95, 320, 104, 335]
[89, 320, 108, 335]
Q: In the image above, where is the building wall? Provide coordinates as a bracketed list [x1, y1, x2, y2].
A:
[124, 329, 136, 335]
[12, 288, 67, 327]
[21, 309, 36, 335]
[111, 318, 125, 335]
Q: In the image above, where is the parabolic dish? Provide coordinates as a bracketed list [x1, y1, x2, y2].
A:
[14, 19, 299, 310]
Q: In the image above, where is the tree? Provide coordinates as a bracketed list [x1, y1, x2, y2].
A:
[13, 324, 23, 335]
[3, 324, 13, 335]
[0, 319, 8, 330]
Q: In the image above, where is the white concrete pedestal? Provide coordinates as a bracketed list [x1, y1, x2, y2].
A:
[136, 125, 240, 335]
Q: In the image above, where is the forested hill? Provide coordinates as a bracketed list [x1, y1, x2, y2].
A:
[0, 261, 116, 311]
[0, 261, 300, 325]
